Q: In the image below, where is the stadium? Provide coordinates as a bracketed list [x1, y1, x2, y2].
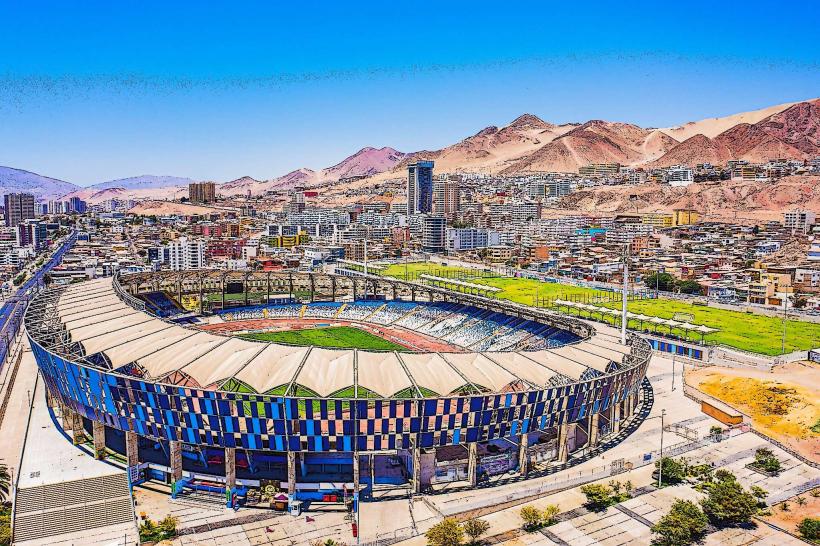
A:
[24, 270, 651, 508]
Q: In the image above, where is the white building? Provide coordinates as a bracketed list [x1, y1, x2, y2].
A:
[667, 165, 694, 187]
[446, 228, 500, 252]
[166, 236, 206, 270]
[784, 210, 816, 234]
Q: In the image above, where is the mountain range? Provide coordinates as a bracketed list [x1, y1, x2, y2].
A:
[1, 98, 818, 204]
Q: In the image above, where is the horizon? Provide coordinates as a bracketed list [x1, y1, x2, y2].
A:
[2, 1, 820, 186]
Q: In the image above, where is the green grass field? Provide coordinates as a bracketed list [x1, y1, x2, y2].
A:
[596, 299, 820, 356]
[382, 263, 616, 303]
[240, 326, 407, 351]
[382, 261, 820, 356]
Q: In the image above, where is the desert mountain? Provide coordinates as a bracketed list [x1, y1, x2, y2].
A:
[365, 98, 818, 180]
[5, 98, 818, 204]
[651, 99, 820, 167]
[0, 166, 79, 200]
[658, 100, 799, 141]
[64, 175, 196, 201]
[217, 147, 405, 196]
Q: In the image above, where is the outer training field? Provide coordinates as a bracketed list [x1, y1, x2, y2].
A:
[381, 262, 820, 355]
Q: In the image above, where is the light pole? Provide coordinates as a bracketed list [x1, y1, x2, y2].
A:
[671, 354, 676, 392]
[781, 294, 788, 355]
[621, 245, 629, 345]
[658, 409, 666, 488]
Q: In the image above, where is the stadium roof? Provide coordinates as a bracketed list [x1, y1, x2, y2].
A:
[50, 277, 631, 398]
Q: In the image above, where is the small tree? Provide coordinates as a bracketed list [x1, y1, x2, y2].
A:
[519, 504, 560, 531]
[520, 506, 543, 531]
[752, 448, 781, 473]
[797, 517, 820, 541]
[426, 518, 464, 546]
[651, 499, 708, 546]
[541, 504, 560, 526]
[580, 484, 614, 511]
[675, 280, 703, 295]
[655, 457, 686, 486]
[462, 518, 490, 545]
[700, 472, 758, 526]
[750, 486, 768, 507]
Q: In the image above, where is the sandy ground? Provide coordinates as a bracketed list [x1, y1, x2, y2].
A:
[687, 361, 819, 462]
[761, 488, 820, 537]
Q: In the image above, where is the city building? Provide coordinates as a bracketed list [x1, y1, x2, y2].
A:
[16, 219, 48, 250]
[407, 161, 435, 214]
[421, 214, 446, 252]
[673, 209, 700, 226]
[578, 163, 620, 177]
[166, 236, 206, 270]
[783, 209, 816, 234]
[667, 165, 694, 187]
[432, 175, 460, 217]
[189, 182, 216, 204]
[446, 227, 500, 251]
[68, 196, 88, 214]
[4, 192, 36, 227]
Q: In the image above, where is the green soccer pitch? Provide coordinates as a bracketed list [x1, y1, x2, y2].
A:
[240, 325, 408, 351]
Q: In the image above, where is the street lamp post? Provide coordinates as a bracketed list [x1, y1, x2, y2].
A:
[658, 409, 666, 488]
[781, 294, 788, 355]
[621, 245, 629, 345]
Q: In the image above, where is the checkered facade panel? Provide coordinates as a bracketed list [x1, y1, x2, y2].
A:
[30, 337, 648, 453]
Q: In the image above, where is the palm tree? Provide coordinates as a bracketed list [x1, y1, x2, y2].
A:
[0, 463, 10, 502]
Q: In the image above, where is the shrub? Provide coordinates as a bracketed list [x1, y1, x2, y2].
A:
[519, 505, 560, 531]
[795, 496, 806, 507]
[520, 506, 543, 531]
[541, 504, 560, 526]
[797, 518, 820, 541]
[139, 515, 179, 543]
[426, 518, 464, 546]
[752, 448, 781, 473]
[709, 425, 723, 438]
[750, 486, 768, 507]
[700, 472, 758, 526]
[651, 499, 709, 546]
[655, 457, 686, 486]
[581, 481, 632, 511]
[462, 518, 490, 544]
[581, 484, 614, 511]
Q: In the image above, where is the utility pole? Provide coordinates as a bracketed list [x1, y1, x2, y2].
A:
[621, 244, 629, 345]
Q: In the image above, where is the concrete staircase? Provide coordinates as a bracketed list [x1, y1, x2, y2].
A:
[13, 473, 136, 544]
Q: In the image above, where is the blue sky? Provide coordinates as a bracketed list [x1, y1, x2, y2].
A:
[1, 1, 819, 185]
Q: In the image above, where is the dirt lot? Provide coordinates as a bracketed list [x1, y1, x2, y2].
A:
[686, 361, 819, 463]
[760, 488, 820, 538]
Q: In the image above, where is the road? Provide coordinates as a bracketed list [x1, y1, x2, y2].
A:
[0, 231, 76, 365]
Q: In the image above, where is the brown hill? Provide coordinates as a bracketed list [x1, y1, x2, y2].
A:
[754, 99, 820, 154]
[651, 134, 734, 167]
[554, 175, 820, 223]
[652, 99, 820, 167]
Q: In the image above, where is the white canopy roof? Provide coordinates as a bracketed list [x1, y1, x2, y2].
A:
[356, 351, 414, 397]
[399, 353, 469, 395]
[51, 278, 632, 398]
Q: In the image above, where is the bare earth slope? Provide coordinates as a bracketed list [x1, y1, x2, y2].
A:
[554, 175, 820, 223]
